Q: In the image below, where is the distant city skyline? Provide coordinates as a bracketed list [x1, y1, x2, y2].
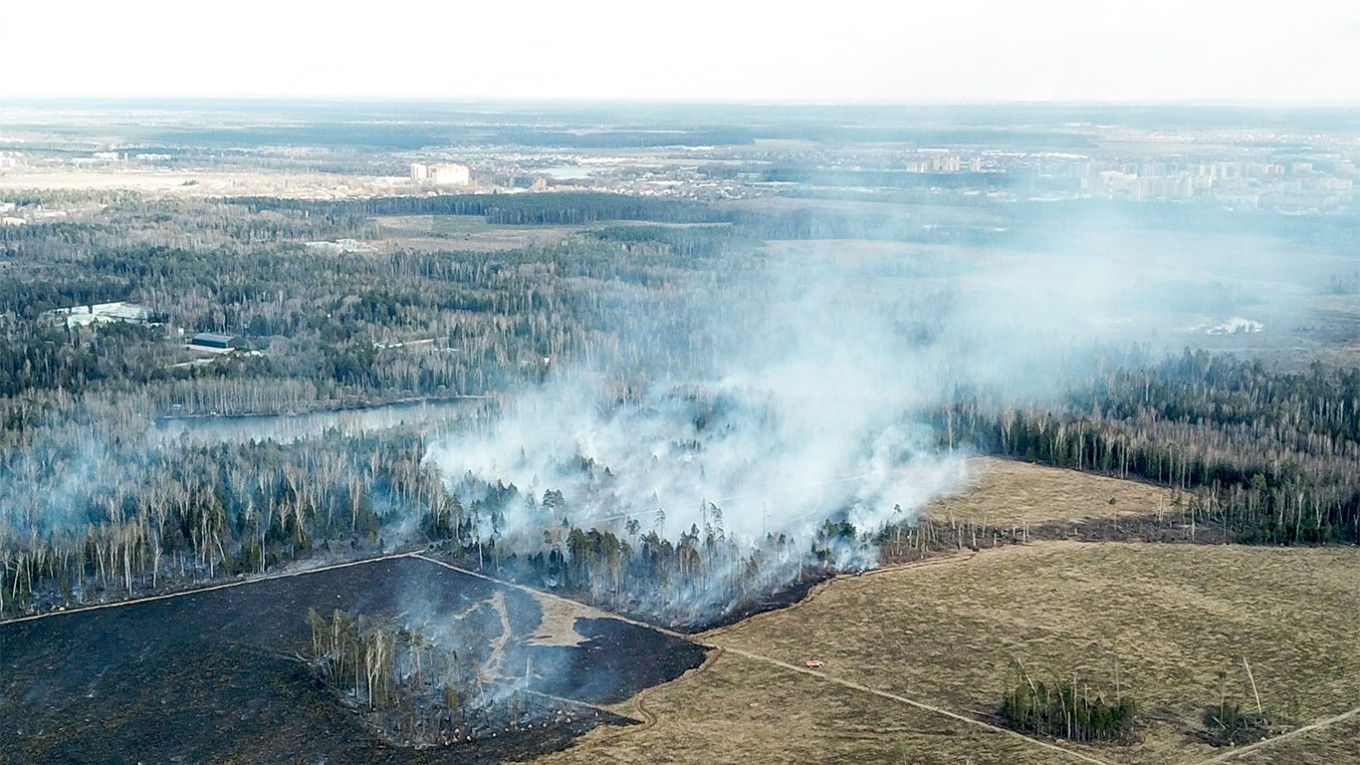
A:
[3, 0, 1359, 104]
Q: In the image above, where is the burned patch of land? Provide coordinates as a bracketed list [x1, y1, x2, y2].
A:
[880, 457, 1230, 567]
[0, 555, 703, 764]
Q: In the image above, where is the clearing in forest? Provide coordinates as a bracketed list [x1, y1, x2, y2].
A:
[924, 457, 1180, 527]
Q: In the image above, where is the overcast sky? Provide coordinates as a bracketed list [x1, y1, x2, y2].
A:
[3, 0, 1358, 103]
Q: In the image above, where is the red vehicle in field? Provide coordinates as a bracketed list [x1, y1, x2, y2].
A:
[805, 660, 825, 669]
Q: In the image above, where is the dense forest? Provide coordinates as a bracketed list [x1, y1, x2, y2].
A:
[2, 187, 1359, 631]
[937, 351, 1360, 544]
[0, 192, 781, 620]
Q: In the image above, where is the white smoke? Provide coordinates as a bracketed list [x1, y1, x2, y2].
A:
[422, 245, 976, 623]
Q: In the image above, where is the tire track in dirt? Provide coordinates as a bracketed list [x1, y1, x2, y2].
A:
[1190, 702, 1360, 764]
[411, 553, 696, 640]
[720, 646, 1116, 765]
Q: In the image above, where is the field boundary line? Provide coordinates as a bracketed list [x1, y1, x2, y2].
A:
[721, 646, 1115, 765]
[703, 551, 979, 640]
[410, 553, 697, 641]
[1190, 702, 1360, 764]
[533, 646, 729, 763]
[0, 551, 417, 626]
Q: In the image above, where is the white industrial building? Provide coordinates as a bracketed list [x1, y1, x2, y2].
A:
[410, 162, 471, 186]
[49, 302, 154, 328]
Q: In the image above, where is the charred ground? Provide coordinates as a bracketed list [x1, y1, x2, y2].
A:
[0, 556, 703, 765]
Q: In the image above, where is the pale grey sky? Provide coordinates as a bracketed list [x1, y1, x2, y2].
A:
[3, 0, 1358, 103]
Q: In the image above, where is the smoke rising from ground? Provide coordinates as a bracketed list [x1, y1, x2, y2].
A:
[422, 246, 996, 621]
[422, 221, 1321, 622]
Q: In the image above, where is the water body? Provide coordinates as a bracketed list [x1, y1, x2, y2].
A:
[536, 165, 594, 180]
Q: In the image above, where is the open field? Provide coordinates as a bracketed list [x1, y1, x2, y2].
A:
[538, 463, 1360, 764]
[924, 457, 1180, 527]
[542, 539, 1360, 764]
[547, 652, 1071, 765]
[373, 214, 581, 251]
[696, 541, 1360, 764]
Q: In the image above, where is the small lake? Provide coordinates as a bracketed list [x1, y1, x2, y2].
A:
[536, 165, 594, 180]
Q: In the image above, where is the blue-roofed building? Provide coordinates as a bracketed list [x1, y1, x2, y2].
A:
[189, 332, 236, 351]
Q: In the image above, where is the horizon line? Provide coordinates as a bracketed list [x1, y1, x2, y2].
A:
[2, 95, 1359, 110]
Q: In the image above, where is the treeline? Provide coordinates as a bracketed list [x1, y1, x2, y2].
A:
[940, 350, 1360, 544]
[0, 425, 447, 616]
[0, 321, 172, 397]
[232, 192, 727, 226]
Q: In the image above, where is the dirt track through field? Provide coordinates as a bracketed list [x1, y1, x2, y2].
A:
[718, 646, 1116, 765]
[411, 553, 696, 640]
[1190, 702, 1360, 764]
[532, 646, 728, 763]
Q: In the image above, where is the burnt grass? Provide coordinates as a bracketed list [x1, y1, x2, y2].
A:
[0, 556, 703, 765]
[674, 573, 832, 633]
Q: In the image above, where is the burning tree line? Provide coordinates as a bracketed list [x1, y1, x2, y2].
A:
[424, 463, 873, 628]
[0, 409, 868, 627]
[10, 346, 1358, 623]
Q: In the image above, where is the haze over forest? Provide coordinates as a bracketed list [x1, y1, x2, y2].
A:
[2, 24, 1360, 758]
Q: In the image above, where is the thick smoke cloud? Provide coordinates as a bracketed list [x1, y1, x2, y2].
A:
[422, 216, 1319, 621]
[423, 246, 980, 619]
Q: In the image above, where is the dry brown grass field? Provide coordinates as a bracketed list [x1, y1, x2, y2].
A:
[924, 457, 1180, 527]
[547, 652, 1068, 765]
[544, 461, 1360, 765]
[1219, 714, 1360, 763]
